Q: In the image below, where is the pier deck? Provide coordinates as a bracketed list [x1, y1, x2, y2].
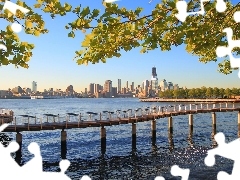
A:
[2, 107, 240, 132]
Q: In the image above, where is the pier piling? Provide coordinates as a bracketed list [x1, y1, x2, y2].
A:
[61, 130, 67, 159]
[15, 132, 22, 164]
[212, 112, 216, 135]
[101, 126, 106, 154]
[132, 123, 136, 150]
[168, 117, 173, 134]
[189, 114, 193, 134]
[151, 120, 156, 145]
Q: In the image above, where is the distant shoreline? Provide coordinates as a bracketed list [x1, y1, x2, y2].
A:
[139, 98, 240, 103]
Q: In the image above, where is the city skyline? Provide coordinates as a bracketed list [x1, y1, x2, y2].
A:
[1, 0, 240, 92]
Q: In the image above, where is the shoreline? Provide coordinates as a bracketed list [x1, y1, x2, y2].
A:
[139, 98, 240, 103]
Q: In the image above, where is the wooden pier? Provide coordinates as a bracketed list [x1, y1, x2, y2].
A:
[2, 102, 240, 160]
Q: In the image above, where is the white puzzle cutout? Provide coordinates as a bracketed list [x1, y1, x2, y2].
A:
[155, 165, 190, 180]
[175, 0, 227, 22]
[0, 123, 91, 179]
[205, 132, 240, 180]
[216, 10, 240, 79]
[0, 0, 30, 52]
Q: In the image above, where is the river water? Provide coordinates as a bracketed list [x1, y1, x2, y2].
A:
[0, 98, 238, 179]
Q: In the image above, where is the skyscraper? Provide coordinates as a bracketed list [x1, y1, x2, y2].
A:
[104, 80, 112, 97]
[89, 83, 94, 94]
[118, 79, 121, 93]
[32, 81, 37, 93]
[151, 66, 158, 91]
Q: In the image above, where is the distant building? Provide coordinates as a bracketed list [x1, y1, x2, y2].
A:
[174, 84, 179, 90]
[32, 81, 37, 93]
[104, 80, 112, 97]
[160, 79, 168, 91]
[168, 82, 174, 90]
[118, 79, 121, 94]
[131, 82, 134, 91]
[112, 87, 117, 97]
[89, 83, 94, 94]
[151, 66, 158, 91]
[143, 80, 149, 96]
[94, 84, 100, 93]
[126, 81, 128, 91]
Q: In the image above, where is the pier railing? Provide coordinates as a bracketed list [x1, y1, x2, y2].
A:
[1, 102, 238, 131]
[4, 102, 240, 160]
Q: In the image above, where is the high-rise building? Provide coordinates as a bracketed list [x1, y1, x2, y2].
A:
[118, 79, 121, 93]
[131, 82, 134, 91]
[89, 83, 94, 94]
[32, 81, 37, 93]
[151, 67, 158, 91]
[168, 82, 174, 90]
[160, 79, 168, 91]
[94, 84, 100, 93]
[126, 81, 128, 90]
[143, 80, 149, 96]
[104, 80, 112, 97]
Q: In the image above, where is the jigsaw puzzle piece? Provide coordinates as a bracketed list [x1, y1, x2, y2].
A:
[171, 165, 190, 180]
[80, 175, 92, 180]
[216, 0, 227, 12]
[175, 1, 188, 22]
[175, 0, 211, 22]
[154, 176, 165, 180]
[216, 28, 240, 78]
[234, 11, 240, 23]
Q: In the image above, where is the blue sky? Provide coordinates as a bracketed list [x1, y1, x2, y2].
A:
[0, 0, 239, 92]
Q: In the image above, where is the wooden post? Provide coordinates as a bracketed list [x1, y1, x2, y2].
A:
[132, 123, 136, 150]
[101, 126, 106, 154]
[151, 120, 156, 145]
[15, 132, 22, 165]
[212, 112, 216, 135]
[190, 104, 192, 110]
[226, 103, 228, 108]
[207, 104, 209, 109]
[168, 117, 173, 134]
[61, 130, 67, 159]
[201, 104, 203, 109]
[233, 102, 235, 108]
[189, 114, 193, 134]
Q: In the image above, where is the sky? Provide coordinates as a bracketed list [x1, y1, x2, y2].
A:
[0, 0, 239, 92]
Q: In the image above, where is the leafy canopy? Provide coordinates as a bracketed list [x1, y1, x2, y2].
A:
[0, 0, 239, 74]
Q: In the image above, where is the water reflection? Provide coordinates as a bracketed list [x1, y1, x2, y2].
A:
[188, 133, 194, 147]
[168, 133, 174, 152]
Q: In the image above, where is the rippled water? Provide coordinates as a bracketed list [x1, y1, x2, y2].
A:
[0, 98, 239, 179]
